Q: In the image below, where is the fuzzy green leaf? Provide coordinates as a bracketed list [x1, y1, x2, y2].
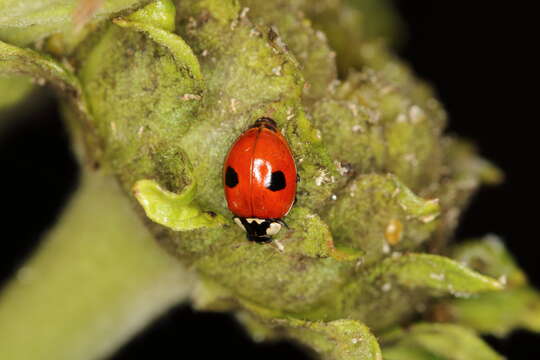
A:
[0, 0, 153, 47]
[279, 318, 383, 360]
[451, 235, 526, 288]
[441, 287, 540, 337]
[133, 180, 225, 231]
[126, 0, 176, 31]
[383, 323, 504, 360]
[391, 175, 440, 222]
[0, 39, 79, 89]
[372, 253, 503, 296]
[113, 7, 201, 80]
[133, 179, 226, 231]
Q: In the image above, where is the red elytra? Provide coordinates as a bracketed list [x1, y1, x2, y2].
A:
[223, 117, 297, 243]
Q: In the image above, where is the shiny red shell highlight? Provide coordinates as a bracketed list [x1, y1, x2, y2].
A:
[223, 120, 296, 219]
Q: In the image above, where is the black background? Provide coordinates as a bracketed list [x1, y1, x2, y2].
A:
[0, 1, 536, 359]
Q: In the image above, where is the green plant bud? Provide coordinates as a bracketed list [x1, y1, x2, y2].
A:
[0, 0, 531, 359]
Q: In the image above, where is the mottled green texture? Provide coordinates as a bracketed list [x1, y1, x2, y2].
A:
[312, 69, 446, 193]
[324, 174, 440, 265]
[382, 323, 504, 360]
[0, 0, 532, 359]
[241, 0, 337, 103]
[0, 171, 193, 360]
[77, 6, 203, 190]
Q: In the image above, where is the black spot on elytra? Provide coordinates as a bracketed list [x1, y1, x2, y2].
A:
[267, 171, 286, 191]
[225, 166, 239, 188]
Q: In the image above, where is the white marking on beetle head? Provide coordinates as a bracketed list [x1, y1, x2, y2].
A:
[246, 218, 265, 225]
[266, 222, 282, 236]
[234, 217, 246, 232]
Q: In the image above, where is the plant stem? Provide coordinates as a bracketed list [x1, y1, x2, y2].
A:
[0, 170, 194, 360]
